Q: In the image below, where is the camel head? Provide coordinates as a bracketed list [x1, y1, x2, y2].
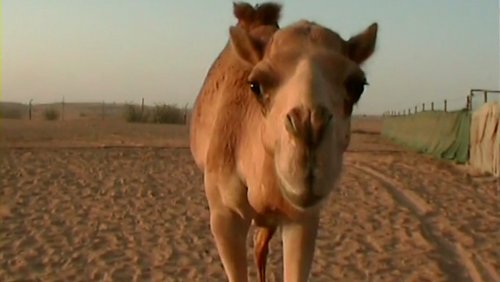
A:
[230, 4, 378, 210]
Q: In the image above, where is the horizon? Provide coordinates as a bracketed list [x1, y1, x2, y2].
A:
[2, 1, 500, 114]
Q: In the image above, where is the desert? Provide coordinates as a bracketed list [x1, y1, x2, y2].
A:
[1, 112, 498, 282]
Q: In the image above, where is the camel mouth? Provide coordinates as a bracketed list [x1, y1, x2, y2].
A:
[274, 160, 327, 209]
[280, 184, 324, 209]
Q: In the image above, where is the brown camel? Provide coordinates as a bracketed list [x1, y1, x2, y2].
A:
[189, 2, 378, 281]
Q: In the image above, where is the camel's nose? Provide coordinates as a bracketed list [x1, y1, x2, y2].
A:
[285, 106, 333, 145]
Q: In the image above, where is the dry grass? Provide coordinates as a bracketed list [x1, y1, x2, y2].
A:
[0, 119, 188, 148]
[0, 102, 188, 125]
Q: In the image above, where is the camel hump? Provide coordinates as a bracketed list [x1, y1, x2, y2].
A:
[233, 2, 282, 28]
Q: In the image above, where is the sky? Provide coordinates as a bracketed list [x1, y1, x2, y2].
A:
[2, 0, 500, 114]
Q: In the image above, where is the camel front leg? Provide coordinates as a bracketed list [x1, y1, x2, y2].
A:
[210, 208, 251, 282]
[281, 214, 320, 282]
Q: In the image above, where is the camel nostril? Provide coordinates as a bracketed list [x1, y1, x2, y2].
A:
[312, 107, 332, 127]
[285, 107, 307, 135]
[285, 113, 297, 134]
[322, 112, 333, 125]
[326, 113, 333, 124]
[310, 106, 333, 143]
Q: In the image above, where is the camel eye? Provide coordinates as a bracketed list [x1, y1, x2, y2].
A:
[345, 76, 367, 103]
[248, 81, 263, 96]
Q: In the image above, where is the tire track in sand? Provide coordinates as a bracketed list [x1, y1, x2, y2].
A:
[351, 163, 497, 282]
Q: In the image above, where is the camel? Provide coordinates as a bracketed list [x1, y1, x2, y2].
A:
[189, 2, 378, 281]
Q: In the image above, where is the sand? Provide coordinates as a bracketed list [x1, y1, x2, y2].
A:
[0, 118, 499, 282]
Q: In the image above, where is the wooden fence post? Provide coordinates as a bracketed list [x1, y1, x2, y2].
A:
[28, 99, 33, 120]
[422, 103, 425, 112]
[431, 102, 434, 111]
[61, 96, 65, 121]
[444, 99, 447, 112]
[484, 91, 488, 103]
[415, 106, 417, 114]
[102, 101, 105, 119]
[141, 98, 145, 119]
[184, 103, 189, 125]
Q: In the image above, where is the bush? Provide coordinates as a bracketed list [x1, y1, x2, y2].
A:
[124, 103, 149, 123]
[124, 103, 186, 124]
[43, 108, 59, 121]
[151, 103, 185, 124]
[0, 108, 23, 119]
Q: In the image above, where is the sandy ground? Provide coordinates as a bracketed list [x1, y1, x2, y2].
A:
[0, 118, 499, 282]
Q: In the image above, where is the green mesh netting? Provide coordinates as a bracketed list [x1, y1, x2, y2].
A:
[382, 110, 471, 163]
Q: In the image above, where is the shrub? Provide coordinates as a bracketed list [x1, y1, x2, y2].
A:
[151, 103, 185, 124]
[124, 103, 149, 123]
[43, 108, 59, 121]
[0, 108, 23, 119]
[124, 103, 186, 124]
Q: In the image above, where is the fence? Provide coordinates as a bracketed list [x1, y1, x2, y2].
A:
[0, 97, 192, 125]
[383, 109, 471, 163]
[382, 89, 500, 175]
[382, 89, 500, 118]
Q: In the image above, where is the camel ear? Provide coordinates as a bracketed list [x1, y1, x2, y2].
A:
[233, 2, 282, 28]
[233, 2, 256, 25]
[229, 26, 263, 66]
[347, 23, 378, 64]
